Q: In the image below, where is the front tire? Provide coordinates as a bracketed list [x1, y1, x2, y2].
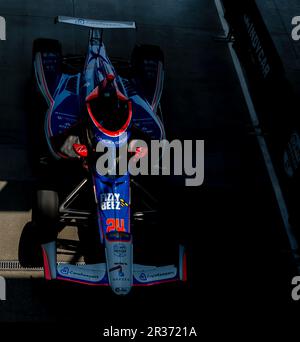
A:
[32, 190, 59, 243]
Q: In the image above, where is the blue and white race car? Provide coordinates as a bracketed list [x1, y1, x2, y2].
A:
[31, 16, 186, 295]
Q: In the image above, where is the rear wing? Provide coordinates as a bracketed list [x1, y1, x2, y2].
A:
[55, 16, 136, 29]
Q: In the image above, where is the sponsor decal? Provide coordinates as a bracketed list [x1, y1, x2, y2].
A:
[114, 287, 129, 294]
[76, 18, 85, 25]
[100, 193, 128, 210]
[139, 272, 147, 281]
[138, 269, 177, 282]
[57, 265, 105, 282]
[113, 243, 127, 257]
[243, 14, 271, 78]
[147, 271, 175, 279]
[112, 275, 130, 281]
[60, 266, 70, 275]
[120, 198, 129, 207]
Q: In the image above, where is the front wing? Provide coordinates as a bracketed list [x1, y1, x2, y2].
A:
[42, 242, 187, 286]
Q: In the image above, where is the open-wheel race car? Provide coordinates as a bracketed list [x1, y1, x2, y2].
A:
[29, 16, 187, 295]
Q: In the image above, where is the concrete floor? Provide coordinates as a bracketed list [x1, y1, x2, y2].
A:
[0, 0, 296, 331]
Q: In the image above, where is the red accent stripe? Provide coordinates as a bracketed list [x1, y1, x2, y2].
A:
[42, 247, 52, 280]
[86, 85, 100, 102]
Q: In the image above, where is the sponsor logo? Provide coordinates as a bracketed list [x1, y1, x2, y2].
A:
[243, 14, 271, 78]
[113, 244, 127, 257]
[115, 287, 129, 293]
[138, 270, 176, 282]
[76, 18, 85, 25]
[60, 266, 70, 275]
[120, 198, 129, 207]
[112, 277, 130, 282]
[100, 193, 125, 210]
[147, 271, 175, 279]
[58, 265, 103, 282]
[139, 272, 147, 281]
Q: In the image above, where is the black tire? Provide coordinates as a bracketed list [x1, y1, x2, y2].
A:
[35, 190, 59, 221]
[32, 190, 59, 243]
[18, 222, 44, 267]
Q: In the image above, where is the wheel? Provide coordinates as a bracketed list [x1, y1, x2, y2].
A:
[34, 190, 59, 221]
[18, 221, 44, 267]
[32, 190, 59, 243]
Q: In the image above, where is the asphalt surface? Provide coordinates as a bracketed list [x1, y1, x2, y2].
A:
[0, 0, 298, 333]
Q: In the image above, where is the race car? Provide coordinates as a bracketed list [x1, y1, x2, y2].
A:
[30, 16, 187, 295]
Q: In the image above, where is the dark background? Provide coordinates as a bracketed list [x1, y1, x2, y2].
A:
[0, 0, 299, 335]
